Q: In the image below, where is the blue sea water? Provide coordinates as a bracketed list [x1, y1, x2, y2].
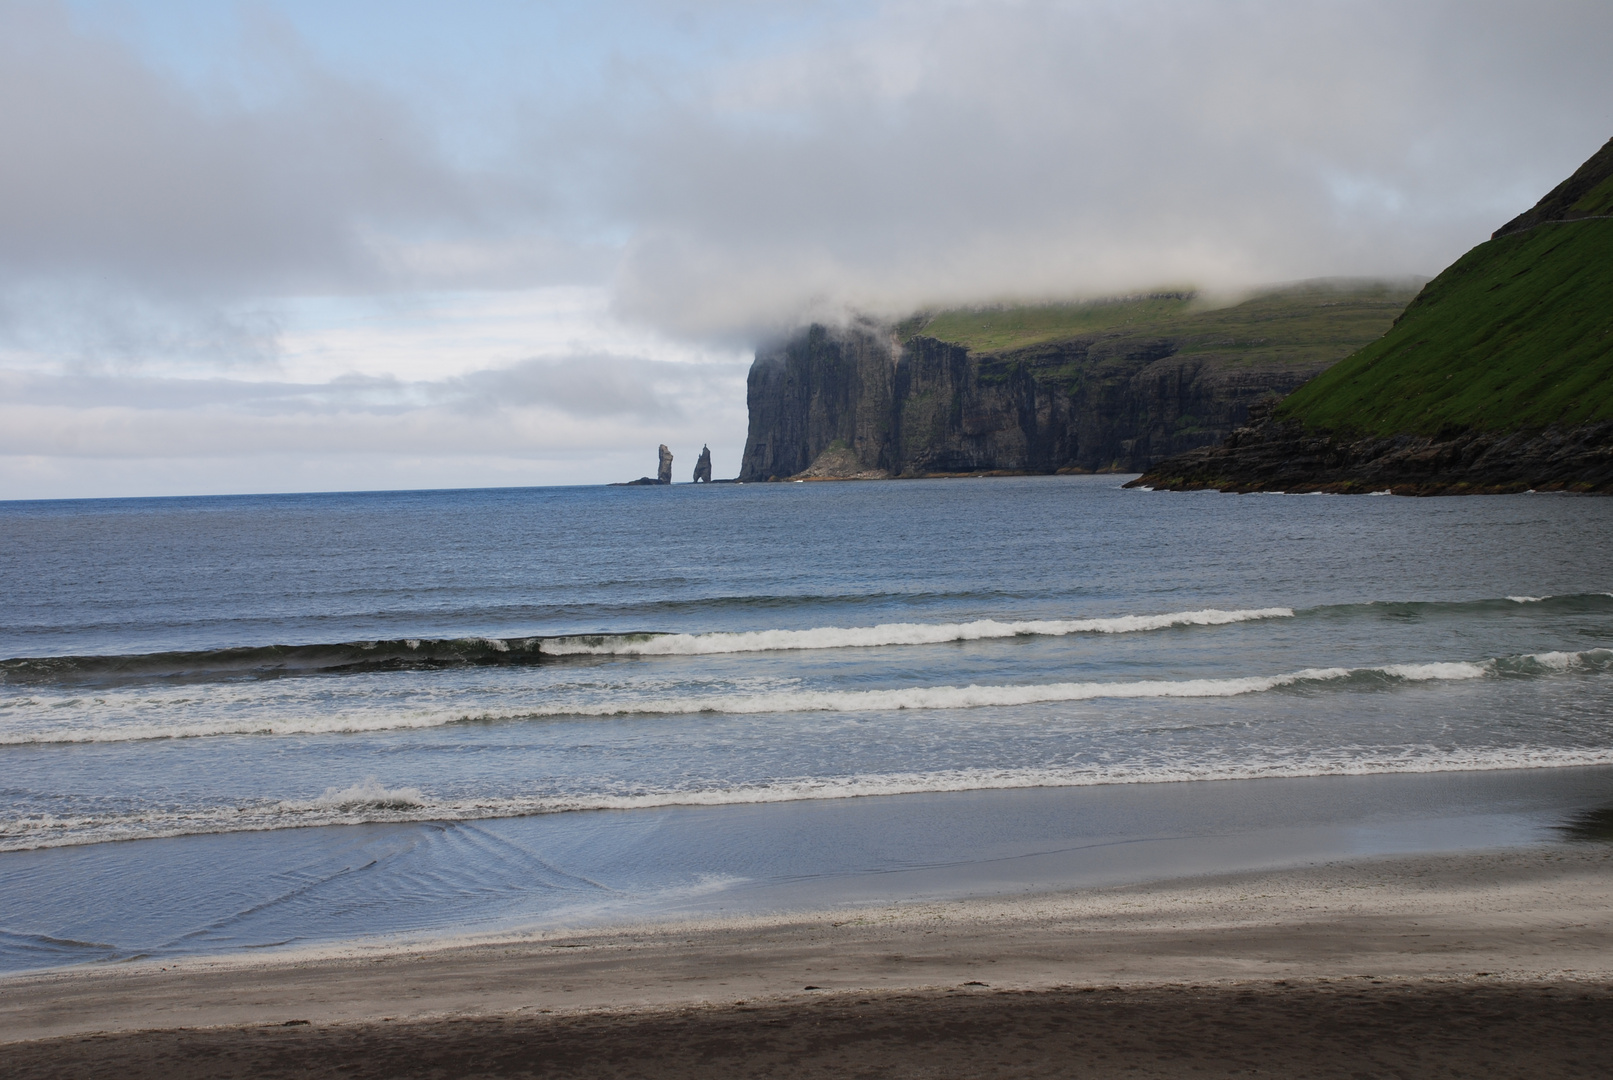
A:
[3, 476, 1613, 972]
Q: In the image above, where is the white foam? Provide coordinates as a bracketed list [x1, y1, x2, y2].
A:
[11, 745, 1613, 852]
[1508, 648, 1613, 673]
[3, 651, 1597, 747]
[1378, 661, 1493, 681]
[1507, 595, 1547, 603]
[522, 661, 1490, 717]
[0, 661, 1482, 746]
[285, 778, 425, 811]
[539, 607, 1295, 657]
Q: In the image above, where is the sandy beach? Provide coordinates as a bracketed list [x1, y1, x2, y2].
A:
[6, 844, 1613, 1076]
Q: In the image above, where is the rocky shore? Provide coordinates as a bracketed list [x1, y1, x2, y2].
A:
[1129, 408, 1613, 495]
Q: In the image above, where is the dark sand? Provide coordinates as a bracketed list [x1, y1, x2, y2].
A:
[9, 981, 1612, 1079]
[6, 846, 1613, 1077]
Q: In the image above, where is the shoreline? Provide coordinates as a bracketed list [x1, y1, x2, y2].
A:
[7, 764, 1611, 978]
[6, 845, 1611, 1044]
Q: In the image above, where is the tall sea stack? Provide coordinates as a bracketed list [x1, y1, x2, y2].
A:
[657, 444, 673, 485]
[693, 445, 713, 483]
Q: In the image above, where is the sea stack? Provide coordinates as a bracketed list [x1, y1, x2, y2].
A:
[657, 445, 673, 485]
[693, 445, 713, 483]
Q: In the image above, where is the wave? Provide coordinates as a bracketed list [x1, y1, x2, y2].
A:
[500, 660, 1498, 718]
[0, 607, 1291, 684]
[538, 607, 1294, 656]
[5, 649, 1607, 746]
[0, 637, 545, 686]
[4, 592, 1610, 688]
[9, 744, 1613, 852]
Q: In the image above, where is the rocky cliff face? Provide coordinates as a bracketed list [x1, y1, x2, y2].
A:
[739, 321, 1334, 481]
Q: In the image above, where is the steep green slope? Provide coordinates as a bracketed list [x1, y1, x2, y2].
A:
[1279, 139, 1613, 436]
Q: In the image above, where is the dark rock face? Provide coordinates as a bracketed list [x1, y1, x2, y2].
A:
[693, 445, 713, 483]
[657, 445, 673, 485]
[1130, 412, 1613, 495]
[739, 322, 1327, 481]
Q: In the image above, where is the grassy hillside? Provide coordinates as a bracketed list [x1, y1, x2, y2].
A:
[1279, 139, 1613, 436]
[900, 280, 1420, 364]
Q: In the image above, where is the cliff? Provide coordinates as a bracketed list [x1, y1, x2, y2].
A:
[1133, 136, 1613, 495]
[739, 282, 1417, 481]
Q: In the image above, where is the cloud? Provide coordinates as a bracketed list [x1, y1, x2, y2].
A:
[7, 0, 1612, 348]
[595, 0, 1613, 335]
[0, 3, 466, 297]
[2, 0, 1611, 495]
[0, 330, 747, 496]
[0, 353, 746, 454]
[0, 2, 595, 367]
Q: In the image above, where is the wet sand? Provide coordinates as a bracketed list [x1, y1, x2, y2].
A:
[5, 846, 1613, 1077]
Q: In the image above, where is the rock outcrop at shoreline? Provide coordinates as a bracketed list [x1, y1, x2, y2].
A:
[1129, 405, 1613, 495]
[738, 283, 1415, 482]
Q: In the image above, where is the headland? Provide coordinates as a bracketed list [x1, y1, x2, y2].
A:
[1133, 136, 1613, 495]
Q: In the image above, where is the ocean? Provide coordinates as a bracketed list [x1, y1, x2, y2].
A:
[3, 476, 1612, 973]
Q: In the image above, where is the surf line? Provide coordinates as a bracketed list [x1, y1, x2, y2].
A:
[0, 608, 1295, 683]
[538, 608, 1294, 656]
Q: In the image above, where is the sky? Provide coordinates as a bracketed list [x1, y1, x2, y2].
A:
[2, 0, 1610, 498]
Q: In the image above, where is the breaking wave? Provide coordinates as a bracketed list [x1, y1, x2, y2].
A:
[0, 608, 1290, 686]
[4, 649, 1607, 746]
[6, 593, 1611, 688]
[538, 607, 1293, 656]
[286, 778, 425, 811]
[499, 660, 1498, 718]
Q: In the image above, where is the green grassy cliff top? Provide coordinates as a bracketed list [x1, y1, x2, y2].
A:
[901, 280, 1420, 360]
[896, 292, 1196, 352]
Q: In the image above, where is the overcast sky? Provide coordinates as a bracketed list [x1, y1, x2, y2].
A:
[3, 0, 1609, 498]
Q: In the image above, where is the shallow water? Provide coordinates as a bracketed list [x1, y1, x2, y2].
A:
[3, 477, 1612, 971]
